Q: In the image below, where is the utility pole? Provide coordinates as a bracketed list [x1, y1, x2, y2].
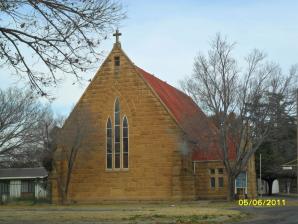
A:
[296, 88, 298, 194]
[260, 153, 262, 198]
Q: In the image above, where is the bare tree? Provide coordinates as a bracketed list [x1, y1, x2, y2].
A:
[39, 112, 65, 171]
[0, 87, 56, 167]
[180, 33, 298, 200]
[52, 109, 95, 204]
[0, 0, 125, 95]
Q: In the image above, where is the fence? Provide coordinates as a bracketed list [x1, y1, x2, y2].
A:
[0, 179, 51, 203]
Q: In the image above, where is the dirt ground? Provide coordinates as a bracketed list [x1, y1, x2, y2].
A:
[0, 201, 244, 224]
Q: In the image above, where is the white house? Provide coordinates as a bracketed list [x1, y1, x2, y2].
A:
[0, 167, 48, 201]
[257, 179, 279, 195]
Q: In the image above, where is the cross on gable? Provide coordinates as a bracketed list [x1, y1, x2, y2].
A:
[113, 29, 122, 43]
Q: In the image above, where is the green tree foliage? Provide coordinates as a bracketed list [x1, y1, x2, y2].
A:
[256, 92, 297, 195]
[180, 33, 298, 200]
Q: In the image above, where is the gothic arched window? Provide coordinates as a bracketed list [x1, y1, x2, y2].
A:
[106, 118, 112, 169]
[106, 98, 129, 170]
[122, 116, 129, 168]
[114, 98, 120, 169]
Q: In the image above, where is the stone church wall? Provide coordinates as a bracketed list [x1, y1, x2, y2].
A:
[51, 44, 256, 203]
[51, 45, 195, 203]
[194, 159, 257, 199]
[194, 161, 228, 199]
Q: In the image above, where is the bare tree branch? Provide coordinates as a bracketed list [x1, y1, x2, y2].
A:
[0, 87, 58, 167]
[180, 33, 298, 200]
[52, 108, 95, 204]
[0, 0, 126, 95]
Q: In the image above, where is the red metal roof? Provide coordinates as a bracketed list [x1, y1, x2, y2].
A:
[136, 66, 236, 161]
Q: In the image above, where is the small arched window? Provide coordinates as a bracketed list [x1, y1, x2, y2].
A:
[122, 116, 129, 168]
[106, 118, 112, 169]
[114, 98, 120, 169]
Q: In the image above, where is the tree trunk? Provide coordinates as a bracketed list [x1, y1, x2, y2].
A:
[61, 189, 66, 204]
[55, 177, 65, 205]
[227, 174, 235, 201]
[267, 179, 274, 196]
[286, 179, 291, 194]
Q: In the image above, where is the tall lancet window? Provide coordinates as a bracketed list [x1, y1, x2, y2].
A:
[114, 98, 121, 169]
[122, 116, 129, 168]
[106, 118, 112, 169]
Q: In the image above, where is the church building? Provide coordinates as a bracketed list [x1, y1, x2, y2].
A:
[51, 31, 256, 203]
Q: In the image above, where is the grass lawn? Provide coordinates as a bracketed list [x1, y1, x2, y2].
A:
[0, 201, 245, 224]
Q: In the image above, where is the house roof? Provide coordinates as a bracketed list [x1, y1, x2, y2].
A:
[136, 66, 236, 161]
[0, 167, 48, 180]
[281, 159, 298, 167]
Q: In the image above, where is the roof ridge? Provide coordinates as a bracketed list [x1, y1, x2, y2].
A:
[135, 65, 236, 161]
[134, 65, 190, 94]
[135, 66, 195, 103]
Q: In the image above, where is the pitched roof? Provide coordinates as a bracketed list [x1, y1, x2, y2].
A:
[136, 67, 236, 161]
[0, 167, 48, 180]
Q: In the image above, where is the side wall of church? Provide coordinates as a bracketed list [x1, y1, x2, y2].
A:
[194, 160, 256, 199]
[51, 45, 195, 203]
[194, 161, 228, 199]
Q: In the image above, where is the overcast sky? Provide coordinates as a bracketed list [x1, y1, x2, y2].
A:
[1, 0, 297, 117]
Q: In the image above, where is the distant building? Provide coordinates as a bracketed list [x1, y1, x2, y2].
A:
[280, 159, 297, 194]
[0, 167, 48, 201]
[258, 179, 279, 195]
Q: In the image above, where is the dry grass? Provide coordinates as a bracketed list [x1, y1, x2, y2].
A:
[0, 202, 244, 224]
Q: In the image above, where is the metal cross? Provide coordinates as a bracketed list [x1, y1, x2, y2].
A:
[113, 29, 122, 43]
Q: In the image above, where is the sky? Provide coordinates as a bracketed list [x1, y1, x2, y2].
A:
[0, 0, 298, 117]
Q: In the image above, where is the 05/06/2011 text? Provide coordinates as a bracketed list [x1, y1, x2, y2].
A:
[238, 199, 286, 207]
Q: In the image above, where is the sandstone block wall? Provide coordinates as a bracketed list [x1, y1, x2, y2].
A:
[194, 160, 257, 199]
[51, 44, 195, 203]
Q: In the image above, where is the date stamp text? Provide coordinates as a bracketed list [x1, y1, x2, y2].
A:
[238, 199, 286, 207]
